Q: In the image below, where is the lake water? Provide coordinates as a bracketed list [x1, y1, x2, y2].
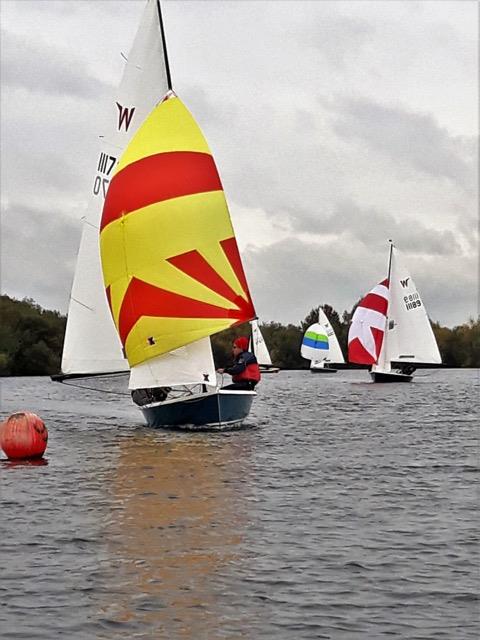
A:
[0, 369, 478, 639]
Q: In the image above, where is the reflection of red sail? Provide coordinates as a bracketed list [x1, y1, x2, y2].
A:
[100, 436, 253, 634]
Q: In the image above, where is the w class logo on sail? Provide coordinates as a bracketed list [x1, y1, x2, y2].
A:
[348, 279, 390, 365]
[116, 102, 136, 131]
[100, 96, 255, 366]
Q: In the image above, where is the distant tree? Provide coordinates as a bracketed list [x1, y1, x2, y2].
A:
[0, 294, 478, 375]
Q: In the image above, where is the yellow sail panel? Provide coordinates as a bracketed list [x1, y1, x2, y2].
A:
[114, 97, 211, 176]
[126, 317, 235, 368]
[100, 97, 255, 366]
[101, 192, 244, 308]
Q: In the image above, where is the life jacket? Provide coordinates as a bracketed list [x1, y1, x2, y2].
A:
[232, 352, 261, 383]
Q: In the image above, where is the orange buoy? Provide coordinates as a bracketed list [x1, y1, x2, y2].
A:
[0, 412, 48, 460]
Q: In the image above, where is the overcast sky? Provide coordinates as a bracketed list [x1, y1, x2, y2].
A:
[1, 0, 478, 327]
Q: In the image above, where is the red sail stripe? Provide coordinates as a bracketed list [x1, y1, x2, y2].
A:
[118, 277, 252, 346]
[101, 151, 223, 231]
[372, 327, 385, 361]
[348, 337, 377, 365]
[168, 248, 250, 311]
[220, 238, 253, 308]
[358, 292, 388, 315]
[105, 285, 112, 313]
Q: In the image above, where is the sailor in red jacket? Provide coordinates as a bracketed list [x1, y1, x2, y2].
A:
[217, 336, 261, 390]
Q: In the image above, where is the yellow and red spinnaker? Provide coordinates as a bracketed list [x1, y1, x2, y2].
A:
[100, 96, 255, 367]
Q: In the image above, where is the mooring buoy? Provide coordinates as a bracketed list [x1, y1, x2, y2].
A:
[0, 412, 48, 460]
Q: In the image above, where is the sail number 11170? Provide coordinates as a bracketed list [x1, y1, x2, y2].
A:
[93, 152, 117, 198]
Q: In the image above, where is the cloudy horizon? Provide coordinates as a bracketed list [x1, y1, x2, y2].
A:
[1, 0, 478, 328]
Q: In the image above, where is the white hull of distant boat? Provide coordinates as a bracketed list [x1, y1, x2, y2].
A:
[311, 364, 338, 374]
[260, 366, 280, 374]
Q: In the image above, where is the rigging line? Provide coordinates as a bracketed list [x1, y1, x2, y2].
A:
[61, 380, 130, 396]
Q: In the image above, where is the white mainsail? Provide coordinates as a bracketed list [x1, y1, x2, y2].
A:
[383, 247, 441, 366]
[61, 0, 218, 388]
[62, 0, 170, 376]
[314, 308, 345, 367]
[250, 320, 272, 367]
[129, 339, 216, 389]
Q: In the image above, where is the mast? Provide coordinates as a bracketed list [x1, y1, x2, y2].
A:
[378, 240, 394, 370]
[250, 319, 256, 357]
[156, 0, 173, 91]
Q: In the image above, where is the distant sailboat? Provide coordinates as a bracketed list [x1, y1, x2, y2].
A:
[53, 0, 257, 428]
[301, 322, 332, 371]
[250, 320, 280, 373]
[309, 308, 345, 373]
[348, 241, 442, 382]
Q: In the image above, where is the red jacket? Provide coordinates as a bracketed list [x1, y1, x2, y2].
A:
[225, 350, 261, 383]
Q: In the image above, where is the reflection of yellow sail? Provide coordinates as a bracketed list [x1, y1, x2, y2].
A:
[99, 435, 252, 636]
[100, 97, 255, 367]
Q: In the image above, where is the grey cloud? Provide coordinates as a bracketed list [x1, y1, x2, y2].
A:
[243, 236, 477, 328]
[1, 202, 81, 313]
[331, 97, 474, 192]
[299, 14, 375, 68]
[288, 200, 462, 256]
[1, 29, 109, 98]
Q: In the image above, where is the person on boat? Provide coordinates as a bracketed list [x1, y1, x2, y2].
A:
[131, 387, 171, 406]
[217, 336, 261, 390]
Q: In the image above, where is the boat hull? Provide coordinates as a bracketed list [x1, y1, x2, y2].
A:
[370, 371, 413, 383]
[139, 390, 255, 429]
[260, 366, 280, 374]
[310, 367, 337, 374]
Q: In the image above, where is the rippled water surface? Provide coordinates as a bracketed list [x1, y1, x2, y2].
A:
[0, 369, 478, 639]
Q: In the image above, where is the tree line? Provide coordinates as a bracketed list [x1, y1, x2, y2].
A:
[0, 294, 478, 376]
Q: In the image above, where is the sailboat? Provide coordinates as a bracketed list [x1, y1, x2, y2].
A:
[348, 241, 442, 382]
[250, 320, 280, 373]
[53, 0, 257, 428]
[301, 322, 331, 371]
[309, 308, 345, 373]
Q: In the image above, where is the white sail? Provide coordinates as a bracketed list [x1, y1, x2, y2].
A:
[129, 338, 216, 389]
[318, 308, 345, 364]
[61, 0, 169, 376]
[250, 320, 272, 366]
[301, 322, 330, 363]
[384, 247, 441, 365]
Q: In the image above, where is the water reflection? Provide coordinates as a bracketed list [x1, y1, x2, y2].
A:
[0, 457, 49, 468]
[100, 432, 252, 638]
